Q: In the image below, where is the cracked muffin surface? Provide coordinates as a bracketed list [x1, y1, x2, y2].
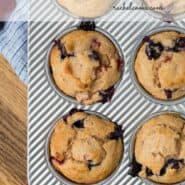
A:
[49, 109, 123, 184]
[131, 113, 185, 184]
[57, 0, 115, 18]
[50, 29, 123, 105]
[134, 31, 185, 101]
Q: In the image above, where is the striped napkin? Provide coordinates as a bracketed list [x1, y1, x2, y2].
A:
[0, 0, 28, 84]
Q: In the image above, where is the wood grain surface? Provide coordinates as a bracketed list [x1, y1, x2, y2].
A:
[0, 55, 27, 185]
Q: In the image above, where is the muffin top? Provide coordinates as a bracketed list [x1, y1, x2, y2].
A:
[130, 113, 185, 184]
[134, 31, 185, 101]
[49, 109, 123, 184]
[144, 0, 185, 14]
[57, 0, 115, 18]
[50, 29, 123, 105]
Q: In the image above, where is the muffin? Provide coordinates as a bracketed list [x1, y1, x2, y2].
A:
[134, 31, 185, 101]
[144, 0, 185, 15]
[57, 0, 116, 18]
[49, 109, 123, 184]
[129, 113, 185, 184]
[49, 29, 123, 105]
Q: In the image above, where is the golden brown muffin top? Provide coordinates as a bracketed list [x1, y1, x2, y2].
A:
[49, 109, 123, 184]
[135, 31, 185, 101]
[131, 113, 185, 184]
[50, 29, 123, 105]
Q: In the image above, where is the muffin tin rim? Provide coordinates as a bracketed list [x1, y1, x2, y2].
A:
[130, 25, 185, 106]
[45, 109, 125, 185]
[52, 0, 120, 21]
[129, 110, 185, 185]
[136, 0, 185, 21]
[45, 25, 125, 106]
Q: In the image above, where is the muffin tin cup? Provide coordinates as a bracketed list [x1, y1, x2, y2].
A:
[136, 0, 185, 21]
[45, 110, 124, 185]
[45, 25, 125, 106]
[52, 0, 120, 20]
[129, 110, 185, 185]
[130, 25, 185, 106]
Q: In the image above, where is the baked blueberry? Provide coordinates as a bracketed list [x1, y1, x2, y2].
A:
[88, 50, 100, 61]
[129, 156, 142, 177]
[145, 42, 164, 60]
[173, 37, 185, 52]
[164, 89, 173, 99]
[72, 119, 84, 128]
[99, 86, 115, 103]
[107, 125, 123, 140]
[54, 40, 68, 59]
[54, 40, 74, 59]
[146, 168, 153, 177]
[160, 159, 184, 176]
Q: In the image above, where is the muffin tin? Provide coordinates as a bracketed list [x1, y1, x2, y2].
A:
[28, 0, 185, 185]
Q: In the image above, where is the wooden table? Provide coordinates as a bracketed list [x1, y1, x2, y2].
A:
[0, 55, 27, 185]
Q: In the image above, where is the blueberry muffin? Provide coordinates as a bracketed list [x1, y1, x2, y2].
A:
[129, 113, 185, 184]
[49, 109, 123, 184]
[144, 0, 185, 15]
[57, 0, 116, 18]
[134, 31, 185, 101]
[50, 29, 123, 105]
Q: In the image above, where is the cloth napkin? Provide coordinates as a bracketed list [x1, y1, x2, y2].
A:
[0, 0, 28, 84]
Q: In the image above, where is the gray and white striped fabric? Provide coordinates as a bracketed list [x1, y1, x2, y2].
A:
[0, 21, 28, 83]
[28, 0, 185, 185]
[0, 0, 28, 83]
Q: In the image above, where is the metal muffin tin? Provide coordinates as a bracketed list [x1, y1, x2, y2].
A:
[52, 0, 120, 20]
[130, 25, 185, 106]
[45, 110, 124, 185]
[46, 26, 125, 106]
[28, 2, 185, 185]
[129, 111, 185, 185]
